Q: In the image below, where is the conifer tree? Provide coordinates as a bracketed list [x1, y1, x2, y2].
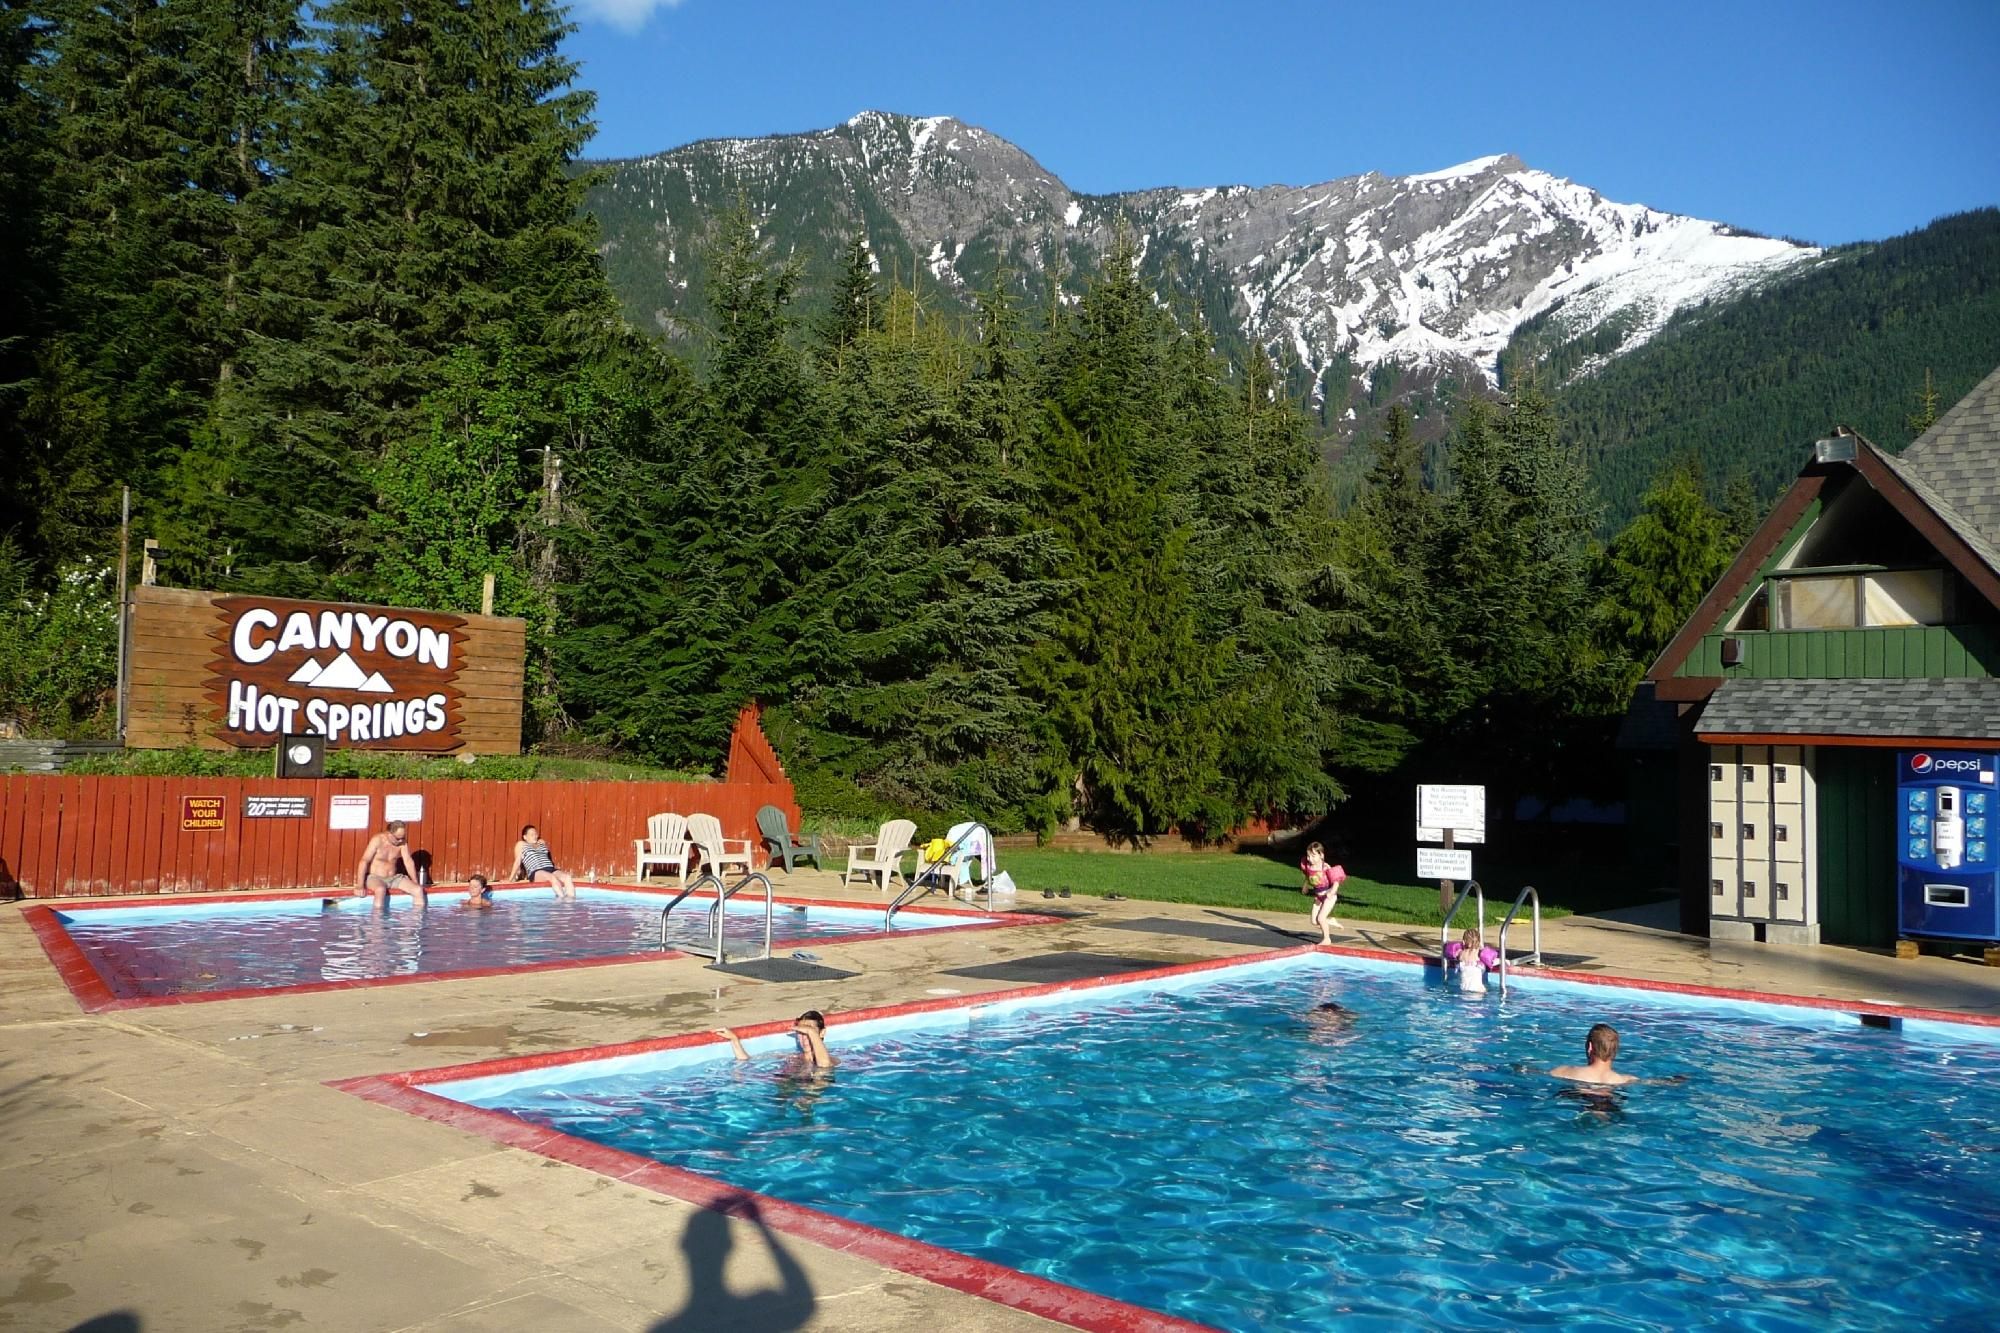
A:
[1337, 403, 1447, 772]
[219, 0, 611, 593]
[813, 233, 880, 371]
[1024, 411, 1226, 837]
[1594, 456, 1732, 687]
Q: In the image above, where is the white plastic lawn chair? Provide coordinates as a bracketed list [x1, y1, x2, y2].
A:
[634, 812, 693, 885]
[844, 818, 917, 894]
[687, 813, 754, 880]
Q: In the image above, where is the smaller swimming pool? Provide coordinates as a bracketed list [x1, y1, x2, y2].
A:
[31, 886, 1020, 1009]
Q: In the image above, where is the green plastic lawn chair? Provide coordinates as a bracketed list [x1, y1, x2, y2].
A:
[756, 805, 822, 874]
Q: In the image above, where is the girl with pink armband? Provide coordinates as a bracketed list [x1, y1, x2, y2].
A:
[1442, 925, 1499, 992]
[1300, 842, 1346, 945]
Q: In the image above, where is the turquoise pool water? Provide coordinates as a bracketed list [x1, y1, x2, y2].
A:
[57, 888, 967, 998]
[440, 955, 2000, 1331]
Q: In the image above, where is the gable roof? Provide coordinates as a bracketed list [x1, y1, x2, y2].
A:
[1647, 363, 2000, 701]
[1881, 362, 2000, 580]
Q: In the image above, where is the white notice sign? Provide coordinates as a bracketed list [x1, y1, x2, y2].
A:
[1417, 846, 1474, 881]
[329, 794, 371, 830]
[1416, 784, 1486, 844]
[384, 793, 423, 823]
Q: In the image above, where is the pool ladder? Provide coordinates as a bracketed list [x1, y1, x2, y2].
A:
[885, 823, 995, 929]
[1439, 881, 1541, 991]
[660, 872, 774, 966]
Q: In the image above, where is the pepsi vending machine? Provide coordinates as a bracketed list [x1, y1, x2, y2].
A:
[1897, 750, 1999, 941]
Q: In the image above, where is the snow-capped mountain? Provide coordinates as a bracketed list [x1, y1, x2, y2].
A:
[586, 111, 1819, 395]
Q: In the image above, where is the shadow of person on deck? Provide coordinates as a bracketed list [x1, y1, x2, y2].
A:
[648, 1193, 815, 1332]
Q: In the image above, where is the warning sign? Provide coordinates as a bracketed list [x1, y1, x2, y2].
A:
[180, 795, 226, 832]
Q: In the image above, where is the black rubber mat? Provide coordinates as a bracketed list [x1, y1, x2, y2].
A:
[940, 951, 1190, 984]
[706, 957, 860, 983]
[1093, 915, 1311, 948]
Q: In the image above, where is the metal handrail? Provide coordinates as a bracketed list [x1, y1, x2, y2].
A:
[1438, 879, 1486, 961]
[706, 872, 774, 967]
[1496, 885, 1542, 992]
[885, 823, 992, 928]
[661, 873, 725, 954]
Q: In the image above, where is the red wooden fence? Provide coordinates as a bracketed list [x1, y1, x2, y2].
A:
[0, 776, 799, 899]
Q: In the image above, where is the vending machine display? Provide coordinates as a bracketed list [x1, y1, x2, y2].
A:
[1897, 750, 1999, 941]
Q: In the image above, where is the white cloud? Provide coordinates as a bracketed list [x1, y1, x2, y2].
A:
[573, 0, 684, 33]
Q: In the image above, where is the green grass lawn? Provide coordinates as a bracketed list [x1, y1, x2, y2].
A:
[997, 845, 1670, 930]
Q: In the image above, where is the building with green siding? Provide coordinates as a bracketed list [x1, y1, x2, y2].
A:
[1643, 363, 2000, 950]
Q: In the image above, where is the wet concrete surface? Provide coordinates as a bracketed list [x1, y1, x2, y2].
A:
[6, 872, 2000, 1331]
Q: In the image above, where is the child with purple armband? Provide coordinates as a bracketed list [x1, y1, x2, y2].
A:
[1442, 925, 1499, 992]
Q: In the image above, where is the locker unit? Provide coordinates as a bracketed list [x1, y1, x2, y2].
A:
[1708, 744, 1819, 943]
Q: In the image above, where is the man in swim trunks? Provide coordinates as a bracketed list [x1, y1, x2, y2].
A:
[356, 819, 425, 908]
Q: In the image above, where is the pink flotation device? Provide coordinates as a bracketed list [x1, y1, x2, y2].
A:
[1442, 940, 1464, 963]
[1478, 946, 1501, 970]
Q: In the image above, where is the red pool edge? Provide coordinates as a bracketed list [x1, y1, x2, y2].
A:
[20, 883, 1059, 1014]
[324, 943, 2000, 1333]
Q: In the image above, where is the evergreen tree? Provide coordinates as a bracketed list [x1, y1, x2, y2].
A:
[1024, 411, 1225, 837]
[1906, 367, 1940, 438]
[1337, 403, 1447, 773]
[781, 283, 1062, 822]
[1594, 456, 1732, 687]
[813, 233, 880, 371]
[219, 0, 611, 593]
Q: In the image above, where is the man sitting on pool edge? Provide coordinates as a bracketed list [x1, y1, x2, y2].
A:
[1547, 1023, 1686, 1087]
[356, 819, 426, 908]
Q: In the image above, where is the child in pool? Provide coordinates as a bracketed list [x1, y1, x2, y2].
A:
[1443, 925, 1496, 992]
[1300, 842, 1346, 945]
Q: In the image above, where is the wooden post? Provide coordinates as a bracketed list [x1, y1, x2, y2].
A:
[141, 538, 158, 587]
[114, 487, 130, 741]
[1438, 828, 1457, 916]
[480, 572, 495, 617]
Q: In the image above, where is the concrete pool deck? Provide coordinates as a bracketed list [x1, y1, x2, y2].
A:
[6, 877, 2000, 1332]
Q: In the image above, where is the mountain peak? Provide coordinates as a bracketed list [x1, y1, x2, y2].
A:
[586, 119, 1818, 390]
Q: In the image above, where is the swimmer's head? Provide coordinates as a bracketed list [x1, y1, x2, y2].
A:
[1586, 1023, 1620, 1062]
[468, 873, 490, 899]
[1461, 926, 1481, 949]
[794, 1010, 826, 1035]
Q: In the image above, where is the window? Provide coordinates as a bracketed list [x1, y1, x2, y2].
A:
[1775, 825, 1789, 843]
[1711, 822, 1724, 839]
[1776, 882, 1790, 901]
[1769, 568, 1951, 630]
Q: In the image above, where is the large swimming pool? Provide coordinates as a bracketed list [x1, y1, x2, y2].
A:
[397, 952, 2000, 1332]
[37, 886, 999, 1007]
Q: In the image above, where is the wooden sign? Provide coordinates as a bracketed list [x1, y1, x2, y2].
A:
[205, 595, 467, 751]
[125, 586, 525, 754]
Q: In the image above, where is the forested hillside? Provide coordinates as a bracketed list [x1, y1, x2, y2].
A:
[1535, 208, 2000, 527]
[0, 0, 1930, 839]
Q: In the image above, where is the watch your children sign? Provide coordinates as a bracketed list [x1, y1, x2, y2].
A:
[124, 587, 526, 754]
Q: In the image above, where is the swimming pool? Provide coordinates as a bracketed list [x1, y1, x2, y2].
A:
[350, 950, 2000, 1332]
[31, 886, 1019, 1010]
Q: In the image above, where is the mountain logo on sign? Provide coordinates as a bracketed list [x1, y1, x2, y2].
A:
[285, 652, 394, 693]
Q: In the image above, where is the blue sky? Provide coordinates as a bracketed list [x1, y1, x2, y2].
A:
[563, 0, 1999, 246]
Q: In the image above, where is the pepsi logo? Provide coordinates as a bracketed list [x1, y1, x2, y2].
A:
[1912, 754, 1933, 773]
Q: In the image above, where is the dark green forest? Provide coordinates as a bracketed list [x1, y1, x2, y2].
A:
[0, 0, 1983, 837]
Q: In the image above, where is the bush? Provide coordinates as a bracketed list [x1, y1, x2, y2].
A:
[0, 543, 117, 739]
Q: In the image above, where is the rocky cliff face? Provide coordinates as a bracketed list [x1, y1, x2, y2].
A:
[587, 111, 1819, 397]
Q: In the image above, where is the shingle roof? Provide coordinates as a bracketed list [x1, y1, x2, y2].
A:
[1887, 362, 2000, 577]
[1695, 678, 2000, 741]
